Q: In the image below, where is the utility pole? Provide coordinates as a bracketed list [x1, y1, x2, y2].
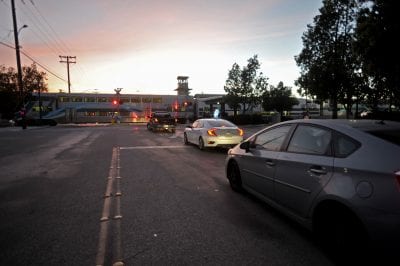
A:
[11, 0, 24, 106]
[59, 55, 76, 93]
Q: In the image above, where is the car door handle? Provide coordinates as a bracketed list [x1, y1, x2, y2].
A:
[309, 166, 327, 175]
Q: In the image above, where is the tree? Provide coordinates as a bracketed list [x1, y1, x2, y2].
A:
[22, 63, 48, 96]
[262, 82, 299, 119]
[0, 64, 48, 119]
[295, 0, 359, 118]
[0, 65, 18, 119]
[354, 0, 400, 110]
[224, 55, 269, 116]
[223, 63, 242, 116]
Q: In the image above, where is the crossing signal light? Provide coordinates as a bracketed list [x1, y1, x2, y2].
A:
[112, 100, 118, 105]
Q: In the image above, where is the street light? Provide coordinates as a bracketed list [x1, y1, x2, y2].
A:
[18, 24, 28, 35]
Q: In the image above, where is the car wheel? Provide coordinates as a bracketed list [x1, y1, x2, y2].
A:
[227, 161, 243, 192]
[198, 137, 205, 150]
[314, 205, 368, 262]
[184, 133, 189, 145]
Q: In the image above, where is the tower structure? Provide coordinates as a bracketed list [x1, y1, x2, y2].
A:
[175, 76, 191, 96]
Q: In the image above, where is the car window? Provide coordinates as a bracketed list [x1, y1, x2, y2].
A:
[208, 120, 236, 127]
[253, 125, 291, 151]
[365, 129, 400, 146]
[334, 133, 360, 157]
[287, 125, 332, 155]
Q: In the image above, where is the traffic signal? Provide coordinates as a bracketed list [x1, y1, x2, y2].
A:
[112, 100, 118, 105]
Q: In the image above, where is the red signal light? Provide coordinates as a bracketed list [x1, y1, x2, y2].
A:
[112, 100, 118, 105]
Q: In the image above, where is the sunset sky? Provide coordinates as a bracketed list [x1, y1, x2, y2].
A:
[1, 0, 322, 96]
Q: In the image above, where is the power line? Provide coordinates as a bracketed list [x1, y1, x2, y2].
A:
[4, 0, 89, 91]
[28, 1, 72, 54]
[20, 0, 90, 88]
[0, 41, 68, 83]
[16, 1, 65, 57]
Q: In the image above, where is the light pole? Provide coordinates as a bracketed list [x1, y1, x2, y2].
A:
[11, 0, 27, 106]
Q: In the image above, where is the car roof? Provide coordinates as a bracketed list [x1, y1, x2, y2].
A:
[196, 118, 238, 126]
[280, 119, 400, 131]
[275, 119, 400, 146]
[197, 118, 228, 122]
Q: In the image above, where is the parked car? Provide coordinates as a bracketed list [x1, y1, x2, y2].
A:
[147, 111, 176, 133]
[225, 119, 400, 259]
[14, 117, 57, 126]
[184, 118, 244, 150]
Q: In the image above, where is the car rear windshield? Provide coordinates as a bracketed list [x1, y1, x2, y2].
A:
[365, 129, 400, 146]
[208, 120, 236, 127]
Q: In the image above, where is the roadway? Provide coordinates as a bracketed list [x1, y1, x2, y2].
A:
[0, 123, 335, 266]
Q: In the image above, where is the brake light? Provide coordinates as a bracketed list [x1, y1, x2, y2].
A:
[237, 128, 244, 136]
[207, 128, 218, 136]
[396, 171, 400, 191]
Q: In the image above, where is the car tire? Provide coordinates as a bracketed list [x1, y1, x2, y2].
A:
[314, 205, 368, 262]
[184, 133, 189, 145]
[198, 137, 205, 150]
[227, 161, 243, 192]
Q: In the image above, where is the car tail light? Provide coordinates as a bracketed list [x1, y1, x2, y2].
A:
[207, 128, 218, 136]
[237, 128, 244, 136]
[396, 171, 400, 191]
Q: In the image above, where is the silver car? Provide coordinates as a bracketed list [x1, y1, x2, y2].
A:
[184, 118, 244, 150]
[225, 119, 400, 258]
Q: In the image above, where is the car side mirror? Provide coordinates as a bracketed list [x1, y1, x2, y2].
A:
[239, 141, 251, 152]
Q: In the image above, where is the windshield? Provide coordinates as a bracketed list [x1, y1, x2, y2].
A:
[207, 120, 236, 128]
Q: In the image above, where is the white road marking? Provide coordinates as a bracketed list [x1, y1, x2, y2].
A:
[120, 145, 188, 150]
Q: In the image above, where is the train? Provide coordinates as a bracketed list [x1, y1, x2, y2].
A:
[27, 92, 197, 124]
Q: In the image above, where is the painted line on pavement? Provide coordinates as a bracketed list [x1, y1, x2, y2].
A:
[96, 147, 124, 266]
[120, 145, 189, 150]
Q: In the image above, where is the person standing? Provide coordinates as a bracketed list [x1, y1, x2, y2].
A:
[19, 107, 27, 129]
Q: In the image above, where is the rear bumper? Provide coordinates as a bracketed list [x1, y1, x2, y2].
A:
[204, 136, 242, 148]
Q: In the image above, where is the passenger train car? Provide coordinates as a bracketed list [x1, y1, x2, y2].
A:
[28, 92, 195, 124]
